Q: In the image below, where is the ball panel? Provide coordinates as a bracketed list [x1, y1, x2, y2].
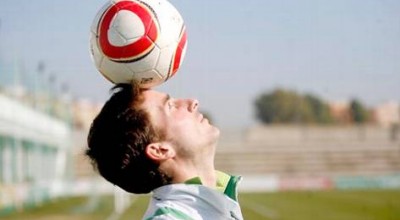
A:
[109, 10, 145, 46]
[125, 42, 160, 72]
[99, 59, 133, 84]
[151, 1, 184, 49]
[118, 36, 154, 61]
[98, 1, 158, 61]
[155, 43, 176, 78]
[107, 25, 129, 47]
[146, 19, 159, 43]
[170, 28, 187, 77]
[89, 34, 104, 70]
[135, 69, 164, 88]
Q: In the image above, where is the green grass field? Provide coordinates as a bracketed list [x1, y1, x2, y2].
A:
[2, 189, 400, 220]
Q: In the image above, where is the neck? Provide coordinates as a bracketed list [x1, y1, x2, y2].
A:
[169, 154, 217, 188]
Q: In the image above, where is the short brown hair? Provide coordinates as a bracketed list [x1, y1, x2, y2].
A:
[86, 83, 171, 193]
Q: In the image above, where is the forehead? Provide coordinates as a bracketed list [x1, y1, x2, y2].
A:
[139, 89, 168, 129]
[140, 89, 167, 108]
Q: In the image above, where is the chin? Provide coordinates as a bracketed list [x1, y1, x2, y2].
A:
[210, 126, 220, 140]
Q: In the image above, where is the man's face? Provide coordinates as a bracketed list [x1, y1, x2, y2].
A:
[140, 89, 220, 157]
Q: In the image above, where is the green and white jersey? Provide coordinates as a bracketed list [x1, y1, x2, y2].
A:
[143, 171, 243, 220]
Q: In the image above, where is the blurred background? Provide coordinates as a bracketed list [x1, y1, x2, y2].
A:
[0, 0, 399, 219]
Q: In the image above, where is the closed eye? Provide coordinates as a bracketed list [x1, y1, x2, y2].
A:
[163, 94, 171, 107]
[168, 100, 176, 109]
[163, 94, 175, 111]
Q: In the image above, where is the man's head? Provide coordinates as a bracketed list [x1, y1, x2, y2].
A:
[86, 83, 219, 194]
[141, 89, 220, 161]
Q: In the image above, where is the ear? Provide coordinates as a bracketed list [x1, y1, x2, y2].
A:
[145, 142, 175, 162]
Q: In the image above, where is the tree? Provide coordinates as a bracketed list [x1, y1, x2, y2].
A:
[349, 99, 369, 124]
[304, 94, 333, 124]
[254, 89, 333, 124]
[254, 89, 300, 123]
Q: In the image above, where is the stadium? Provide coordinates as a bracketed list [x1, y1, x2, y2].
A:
[1, 0, 400, 219]
[1, 77, 399, 219]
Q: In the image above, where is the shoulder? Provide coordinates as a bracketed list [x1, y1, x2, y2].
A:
[143, 184, 243, 220]
[143, 205, 198, 220]
[143, 191, 202, 220]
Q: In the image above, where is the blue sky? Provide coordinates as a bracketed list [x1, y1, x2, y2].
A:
[0, 0, 399, 128]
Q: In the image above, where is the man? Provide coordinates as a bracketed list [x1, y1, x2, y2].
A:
[86, 83, 243, 219]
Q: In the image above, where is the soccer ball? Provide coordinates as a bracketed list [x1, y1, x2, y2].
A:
[90, 0, 187, 88]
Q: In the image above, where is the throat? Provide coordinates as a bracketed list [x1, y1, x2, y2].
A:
[171, 161, 217, 188]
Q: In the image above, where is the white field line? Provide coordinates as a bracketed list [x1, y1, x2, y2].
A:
[106, 196, 138, 220]
[241, 198, 280, 220]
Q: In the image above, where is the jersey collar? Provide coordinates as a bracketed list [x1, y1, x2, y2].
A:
[184, 170, 241, 201]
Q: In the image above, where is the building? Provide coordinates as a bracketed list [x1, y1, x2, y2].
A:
[0, 93, 72, 214]
[328, 101, 352, 124]
[372, 101, 400, 128]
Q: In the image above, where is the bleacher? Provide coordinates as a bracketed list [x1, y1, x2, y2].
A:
[215, 126, 400, 177]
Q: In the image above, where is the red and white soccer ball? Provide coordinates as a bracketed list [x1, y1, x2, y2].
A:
[90, 0, 187, 88]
